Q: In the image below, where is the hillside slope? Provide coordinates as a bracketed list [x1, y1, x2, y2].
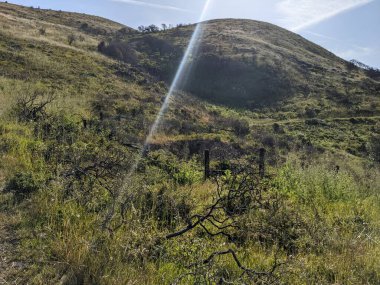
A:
[0, 3, 380, 285]
[0, 2, 128, 36]
[102, 19, 380, 115]
[1, 2, 380, 165]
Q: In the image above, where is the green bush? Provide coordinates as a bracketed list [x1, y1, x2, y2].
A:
[149, 150, 202, 185]
[4, 171, 41, 198]
[231, 118, 250, 136]
[173, 159, 203, 185]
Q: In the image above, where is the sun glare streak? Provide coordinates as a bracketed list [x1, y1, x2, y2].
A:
[145, 1, 212, 145]
[114, 0, 213, 206]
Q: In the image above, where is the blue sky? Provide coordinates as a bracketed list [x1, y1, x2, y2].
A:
[5, 0, 380, 68]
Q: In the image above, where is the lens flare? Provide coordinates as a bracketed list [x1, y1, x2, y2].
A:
[111, 0, 213, 209]
[144, 0, 213, 145]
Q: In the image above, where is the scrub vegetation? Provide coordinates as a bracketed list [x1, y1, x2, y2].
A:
[0, 2, 380, 284]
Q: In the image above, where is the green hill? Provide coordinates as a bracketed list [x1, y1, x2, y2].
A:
[1, 3, 380, 285]
[100, 19, 380, 112]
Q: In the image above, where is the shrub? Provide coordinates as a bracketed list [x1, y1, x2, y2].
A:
[12, 88, 56, 122]
[68, 34, 76, 45]
[305, 107, 317, 118]
[4, 172, 41, 198]
[38, 27, 46, 35]
[273, 123, 283, 133]
[232, 119, 250, 136]
[80, 23, 89, 30]
[173, 160, 202, 185]
[98, 41, 138, 64]
[305, 118, 327, 126]
[262, 134, 276, 148]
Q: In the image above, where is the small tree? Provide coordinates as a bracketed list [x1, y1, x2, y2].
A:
[138, 25, 146, 33]
[147, 24, 160, 33]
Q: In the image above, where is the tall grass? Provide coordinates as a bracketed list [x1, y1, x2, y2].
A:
[2, 146, 378, 284]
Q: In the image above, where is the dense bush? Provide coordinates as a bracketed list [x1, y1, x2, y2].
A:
[232, 118, 250, 136]
[272, 122, 284, 133]
[262, 134, 276, 147]
[4, 171, 41, 198]
[98, 40, 138, 65]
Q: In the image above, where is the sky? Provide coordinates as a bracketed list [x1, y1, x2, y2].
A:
[4, 0, 380, 68]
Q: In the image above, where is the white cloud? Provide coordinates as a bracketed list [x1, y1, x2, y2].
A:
[337, 46, 373, 59]
[110, 0, 192, 12]
[276, 0, 374, 31]
[303, 30, 337, 41]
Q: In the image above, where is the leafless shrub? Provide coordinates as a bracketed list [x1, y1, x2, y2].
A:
[166, 164, 292, 283]
[13, 89, 56, 122]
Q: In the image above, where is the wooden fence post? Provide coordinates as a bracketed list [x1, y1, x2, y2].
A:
[204, 149, 210, 180]
[259, 148, 266, 178]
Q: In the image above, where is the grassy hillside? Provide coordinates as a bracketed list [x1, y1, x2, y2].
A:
[96, 17, 380, 162]
[101, 19, 380, 111]
[1, 3, 380, 285]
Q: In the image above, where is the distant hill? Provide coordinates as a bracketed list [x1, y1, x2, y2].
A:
[100, 19, 380, 114]
[0, 2, 130, 36]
